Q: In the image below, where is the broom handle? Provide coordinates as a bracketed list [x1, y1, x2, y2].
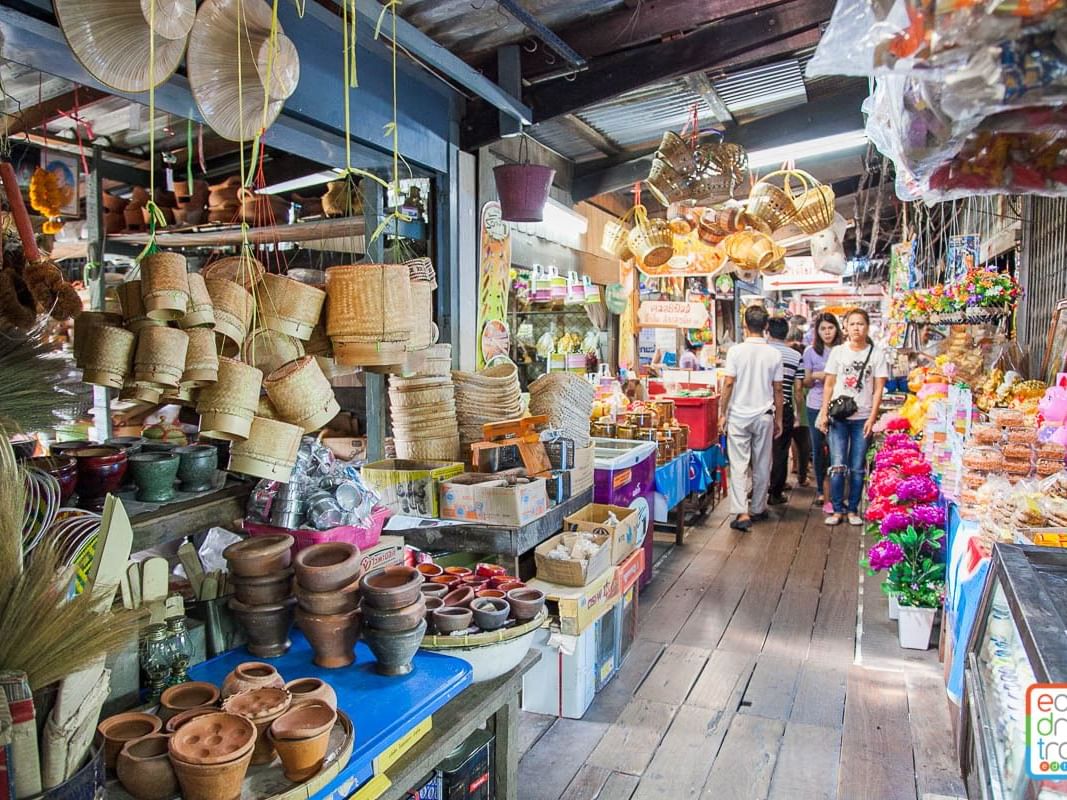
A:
[0, 161, 42, 262]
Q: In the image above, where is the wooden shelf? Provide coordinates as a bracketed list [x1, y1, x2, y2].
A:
[107, 216, 426, 248]
[130, 479, 253, 552]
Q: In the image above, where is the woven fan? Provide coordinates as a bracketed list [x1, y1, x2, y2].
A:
[187, 0, 300, 142]
[55, 0, 195, 92]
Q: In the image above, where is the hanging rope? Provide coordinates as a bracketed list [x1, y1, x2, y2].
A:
[135, 0, 167, 265]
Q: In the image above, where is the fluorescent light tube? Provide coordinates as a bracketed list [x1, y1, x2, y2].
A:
[747, 130, 868, 170]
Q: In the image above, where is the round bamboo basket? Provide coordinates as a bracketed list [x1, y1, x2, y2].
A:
[202, 253, 264, 290]
[417, 344, 452, 377]
[256, 395, 280, 420]
[785, 170, 836, 235]
[140, 252, 190, 321]
[227, 416, 302, 482]
[452, 362, 519, 389]
[259, 272, 326, 340]
[408, 280, 434, 351]
[627, 207, 674, 269]
[73, 311, 122, 368]
[82, 325, 135, 389]
[118, 280, 164, 332]
[304, 324, 331, 357]
[656, 130, 696, 174]
[325, 264, 412, 343]
[388, 384, 455, 409]
[182, 327, 220, 386]
[601, 220, 633, 262]
[242, 327, 305, 376]
[747, 174, 797, 232]
[180, 272, 216, 329]
[395, 436, 460, 461]
[263, 355, 339, 433]
[205, 277, 252, 354]
[134, 326, 189, 387]
[196, 358, 263, 440]
[121, 380, 164, 405]
[723, 231, 780, 272]
[332, 339, 407, 368]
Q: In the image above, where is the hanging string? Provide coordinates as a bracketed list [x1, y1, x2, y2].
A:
[197, 124, 207, 175]
[632, 181, 641, 209]
[136, 0, 167, 263]
[186, 119, 194, 194]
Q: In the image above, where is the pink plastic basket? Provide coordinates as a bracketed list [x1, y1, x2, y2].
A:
[244, 505, 391, 556]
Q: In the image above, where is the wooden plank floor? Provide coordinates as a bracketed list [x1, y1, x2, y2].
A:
[517, 486, 969, 800]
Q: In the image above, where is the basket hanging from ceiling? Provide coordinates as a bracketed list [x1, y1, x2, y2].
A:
[626, 205, 673, 269]
[181, 272, 216, 329]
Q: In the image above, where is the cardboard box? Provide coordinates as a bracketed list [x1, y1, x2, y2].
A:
[362, 459, 464, 518]
[359, 535, 404, 575]
[439, 473, 548, 527]
[529, 564, 619, 636]
[534, 531, 612, 587]
[571, 444, 594, 494]
[564, 503, 642, 565]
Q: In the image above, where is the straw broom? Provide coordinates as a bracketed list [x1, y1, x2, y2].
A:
[0, 326, 88, 435]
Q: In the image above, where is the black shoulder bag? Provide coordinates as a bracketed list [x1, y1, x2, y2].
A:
[827, 346, 873, 421]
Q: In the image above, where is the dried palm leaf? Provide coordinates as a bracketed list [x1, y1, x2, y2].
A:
[0, 436, 23, 585]
[0, 325, 89, 435]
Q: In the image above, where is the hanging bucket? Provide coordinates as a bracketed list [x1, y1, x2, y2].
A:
[134, 326, 189, 388]
[181, 272, 216, 329]
[117, 280, 164, 332]
[264, 355, 340, 433]
[494, 163, 555, 223]
[204, 277, 252, 355]
[196, 357, 263, 440]
[140, 252, 190, 321]
[259, 272, 326, 341]
[82, 325, 135, 389]
[227, 416, 302, 482]
[182, 327, 220, 386]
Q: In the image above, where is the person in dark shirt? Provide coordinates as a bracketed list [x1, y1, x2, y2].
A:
[767, 317, 804, 505]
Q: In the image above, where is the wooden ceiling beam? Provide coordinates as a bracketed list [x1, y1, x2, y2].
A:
[2, 86, 109, 137]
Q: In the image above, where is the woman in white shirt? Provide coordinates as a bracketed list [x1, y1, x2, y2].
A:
[815, 309, 889, 527]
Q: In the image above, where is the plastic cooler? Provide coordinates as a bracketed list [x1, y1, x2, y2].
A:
[670, 396, 718, 449]
[245, 505, 391, 555]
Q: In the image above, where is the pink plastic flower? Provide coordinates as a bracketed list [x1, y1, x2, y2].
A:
[896, 475, 939, 504]
[912, 503, 945, 528]
[880, 511, 912, 536]
[867, 539, 905, 571]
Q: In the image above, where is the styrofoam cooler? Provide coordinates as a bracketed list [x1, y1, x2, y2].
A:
[522, 625, 599, 719]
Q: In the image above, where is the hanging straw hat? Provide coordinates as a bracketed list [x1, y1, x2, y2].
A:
[187, 0, 300, 142]
[55, 0, 195, 93]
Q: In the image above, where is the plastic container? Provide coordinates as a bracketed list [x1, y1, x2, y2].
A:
[245, 505, 390, 556]
[669, 395, 718, 450]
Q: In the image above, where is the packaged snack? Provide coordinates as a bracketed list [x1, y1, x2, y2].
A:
[1039, 470, 1067, 498]
[990, 408, 1027, 427]
[1004, 458, 1034, 475]
[1037, 458, 1064, 476]
[1006, 426, 1038, 444]
[972, 423, 1005, 444]
[1003, 442, 1035, 460]
[963, 470, 989, 489]
[963, 446, 1005, 470]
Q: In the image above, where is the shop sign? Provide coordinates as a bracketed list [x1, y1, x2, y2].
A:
[761, 256, 844, 290]
[637, 300, 709, 329]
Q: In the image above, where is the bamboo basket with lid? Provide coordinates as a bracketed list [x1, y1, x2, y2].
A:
[241, 327, 305, 376]
[325, 264, 412, 344]
[139, 251, 190, 321]
[258, 272, 326, 341]
[180, 272, 216, 329]
[82, 325, 135, 389]
[263, 355, 339, 433]
[134, 326, 189, 387]
[121, 379, 164, 405]
[182, 327, 219, 386]
[196, 357, 263, 440]
[205, 277, 252, 355]
[227, 416, 302, 482]
[118, 280, 164, 332]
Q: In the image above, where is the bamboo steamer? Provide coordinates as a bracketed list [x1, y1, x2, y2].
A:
[304, 324, 331, 357]
[259, 272, 325, 340]
[408, 280, 434, 351]
[134, 326, 189, 387]
[325, 264, 412, 343]
[242, 327, 305, 376]
[140, 252, 190, 321]
[162, 384, 198, 408]
[180, 272, 216, 329]
[256, 395, 280, 420]
[196, 358, 263, 440]
[182, 327, 220, 386]
[263, 355, 339, 433]
[227, 416, 302, 482]
[82, 325, 135, 389]
[395, 436, 460, 461]
[72, 311, 122, 368]
[205, 277, 252, 354]
[332, 339, 406, 368]
[118, 280, 164, 332]
[121, 380, 164, 405]
[202, 253, 264, 290]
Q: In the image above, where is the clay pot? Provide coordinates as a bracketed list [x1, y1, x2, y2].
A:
[72, 446, 128, 511]
[50, 439, 96, 458]
[296, 607, 361, 668]
[460, 575, 489, 591]
[471, 597, 510, 631]
[362, 619, 427, 676]
[442, 587, 474, 609]
[128, 452, 180, 503]
[432, 606, 471, 634]
[228, 597, 297, 658]
[497, 581, 525, 593]
[284, 678, 337, 711]
[506, 588, 546, 621]
[231, 569, 294, 606]
[25, 456, 77, 503]
[268, 726, 332, 782]
[159, 682, 221, 722]
[361, 597, 426, 633]
[270, 699, 336, 740]
[165, 706, 217, 733]
[476, 563, 507, 579]
[429, 575, 458, 591]
[175, 444, 218, 492]
[443, 566, 472, 579]
[415, 563, 443, 579]
[224, 534, 295, 578]
[169, 713, 255, 800]
[221, 662, 285, 699]
[222, 687, 292, 765]
[97, 712, 163, 771]
[487, 575, 519, 590]
[419, 583, 448, 600]
[141, 440, 178, 454]
[295, 578, 360, 615]
[360, 566, 424, 610]
[105, 436, 146, 455]
[476, 589, 506, 600]
[116, 734, 177, 800]
[294, 542, 362, 592]
[423, 597, 444, 624]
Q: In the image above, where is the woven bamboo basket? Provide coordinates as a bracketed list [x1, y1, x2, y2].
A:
[202, 253, 265, 290]
[140, 252, 190, 321]
[747, 173, 798, 232]
[452, 362, 519, 389]
[227, 416, 302, 482]
[655, 131, 697, 174]
[646, 160, 689, 206]
[304, 324, 331, 357]
[196, 358, 263, 440]
[121, 380, 164, 405]
[182, 327, 220, 386]
[256, 395, 280, 420]
[242, 327, 305, 376]
[601, 220, 634, 262]
[332, 339, 407, 368]
[134, 326, 189, 388]
[82, 325, 135, 389]
[408, 280, 435, 351]
[325, 264, 412, 343]
[72, 311, 122, 368]
[626, 206, 674, 269]
[118, 280, 164, 332]
[723, 231, 781, 272]
[391, 418, 460, 439]
[161, 384, 198, 408]
[388, 384, 455, 409]
[205, 277, 252, 354]
[181, 272, 216, 329]
[259, 272, 326, 341]
[418, 343, 452, 376]
[784, 169, 836, 234]
[395, 436, 460, 461]
[264, 355, 340, 433]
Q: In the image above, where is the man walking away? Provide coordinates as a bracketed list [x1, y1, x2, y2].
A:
[768, 316, 804, 505]
[719, 306, 783, 532]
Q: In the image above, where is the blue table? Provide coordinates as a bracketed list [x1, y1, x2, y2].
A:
[654, 452, 689, 522]
[688, 444, 725, 495]
[190, 631, 472, 798]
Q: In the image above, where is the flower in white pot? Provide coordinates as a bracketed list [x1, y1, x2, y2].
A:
[884, 526, 946, 650]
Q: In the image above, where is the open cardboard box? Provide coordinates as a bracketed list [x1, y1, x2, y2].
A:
[438, 472, 548, 527]
[534, 530, 612, 587]
[564, 503, 642, 565]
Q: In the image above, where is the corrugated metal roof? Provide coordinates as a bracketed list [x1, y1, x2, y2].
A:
[528, 118, 603, 163]
[574, 78, 713, 152]
[711, 60, 808, 120]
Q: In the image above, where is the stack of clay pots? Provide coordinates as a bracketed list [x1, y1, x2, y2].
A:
[268, 700, 338, 781]
[174, 180, 209, 226]
[168, 711, 256, 800]
[387, 374, 460, 461]
[222, 685, 292, 766]
[293, 542, 363, 668]
[224, 535, 297, 657]
[208, 176, 242, 224]
[452, 362, 523, 456]
[359, 565, 426, 676]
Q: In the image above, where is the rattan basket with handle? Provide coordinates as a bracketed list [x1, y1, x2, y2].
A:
[747, 172, 798, 232]
[325, 264, 412, 343]
[242, 327, 305, 376]
[182, 327, 220, 386]
[655, 131, 697, 174]
[134, 326, 189, 387]
[264, 355, 340, 433]
[180, 272, 216, 329]
[202, 252, 264, 290]
[227, 416, 302, 482]
[118, 280, 164, 332]
[626, 205, 674, 269]
[196, 357, 263, 440]
[259, 272, 326, 341]
[646, 159, 689, 206]
[784, 169, 836, 235]
[601, 218, 634, 262]
[82, 325, 135, 389]
[205, 277, 252, 355]
[140, 251, 190, 321]
[723, 231, 782, 272]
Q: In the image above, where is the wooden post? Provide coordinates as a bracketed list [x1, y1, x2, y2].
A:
[363, 175, 386, 462]
[86, 147, 112, 441]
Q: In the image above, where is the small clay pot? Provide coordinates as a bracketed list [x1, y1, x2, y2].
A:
[229, 596, 297, 658]
[432, 606, 472, 634]
[169, 750, 253, 800]
[128, 452, 180, 503]
[296, 607, 361, 669]
[270, 699, 336, 740]
[295, 577, 360, 615]
[460, 575, 489, 590]
[165, 706, 217, 733]
[443, 566, 472, 579]
[230, 569, 294, 606]
[116, 734, 177, 800]
[26, 456, 77, 504]
[224, 534, 295, 577]
[97, 712, 163, 771]
[442, 586, 474, 609]
[487, 575, 519, 589]
[222, 687, 292, 765]
[476, 563, 507, 579]
[221, 662, 285, 699]
[175, 444, 218, 492]
[159, 682, 220, 722]
[507, 588, 546, 621]
[169, 712, 256, 765]
[361, 596, 426, 633]
[293, 542, 362, 592]
[497, 581, 525, 593]
[72, 446, 127, 511]
[284, 678, 337, 711]
[423, 597, 444, 625]
[429, 575, 458, 591]
[415, 562, 443, 579]
[471, 597, 510, 631]
[360, 565, 424, 610]
[268, 726, 332, 782]
[362, 619, 427, 676]
[476, 589, 506, 600]
[420, 583, 448, 600]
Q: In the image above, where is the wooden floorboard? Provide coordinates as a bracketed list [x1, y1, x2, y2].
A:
[907, 672, 968, 799]
[583, 638, 664, 725]
[739, 654, 803, 721]
[631, 703, 733, 800]
[599, 771, 641, 800]
[518, 718, 609, 800]
[635, 644, 710, 705]
[767, 722, 842, 800]
[700, 713, 785, 800]
[585, 698, 678, 777]
[559, 764, 612, 800]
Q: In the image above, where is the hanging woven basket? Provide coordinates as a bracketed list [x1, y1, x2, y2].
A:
[655, 131, 697, 175]
[259, 272, 326, 341]
[81, 325, 135, 389]
[180, 272, 216, 329]
[626, 205, 674, 269]
[784, 169, 836, 235]
[325, 263, 412, 343]
[202, 252, 265, 290]
[134, 326, 189, 387]
[196, 357, 263, 440]
[72, 310, 123, 368]
[204, 277, 252, 355]
[161, 384, 198, 408]
[118, 280, 164, 332]
[264, 355, 340, 433]
[747, 171, 800, 232]
[227, 416, 302, 482]
[121, 380, 164, 405]
[331, 339, 407, 369]
[242, 327, 305, 376]
[493, 163, 555, 223]
[600, 217, 634, 262]
[140, 251, 190, 321]
[723, 231, 783, 272]
[182, 327, 220, 386]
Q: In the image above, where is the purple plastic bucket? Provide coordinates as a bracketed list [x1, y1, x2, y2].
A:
[493, 163, 555, 222]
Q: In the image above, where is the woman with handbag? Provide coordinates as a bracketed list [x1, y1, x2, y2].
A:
[802, 312, 844, 513]
[815, 309, 889, 526]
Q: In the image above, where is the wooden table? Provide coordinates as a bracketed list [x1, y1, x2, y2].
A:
[378, 651, 541, 800]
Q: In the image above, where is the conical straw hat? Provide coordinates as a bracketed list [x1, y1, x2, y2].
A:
[55, 0, 195, 93]
[187, 0, 300, 142]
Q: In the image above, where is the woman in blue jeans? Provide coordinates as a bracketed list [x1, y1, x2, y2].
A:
[802, 312, 843, 513]
[815, 309, 888, 526]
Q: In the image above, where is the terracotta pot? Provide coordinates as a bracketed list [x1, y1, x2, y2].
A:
[360, 566, 424, 610]
[169, 712, 256, 765]
[296, 607, 361, 669]
[165, 706, 217, 734]
[170, 750, 253, 800]
[423, 597, 444, 624]
[284, 678, 337, 711]
[476, 563, 507, 579]
[159, 682, 220, 722]
[222, 687, 291, 765]
[268, 726, 332, 782]
[97, 712, 163, 771]
[270, 699, 336, 740]
[432, 606, 472, 634]
[223, 534, 295, 578]
[506, 588, 546, 621]
[228, 597, 297, 658]
[419, 583, 448, 600]
[25, 456, 77, 504]
[476, 589, 506, 600]
[443, 566, 472, 579]
[361, 597, 426, 633]
[442, 587, 474, 609]
[362, 619, 427, 676]
[471, 597, 510, 631]
[128, 452, 180, 503]
[175, 444, 218, 492]
[296, 578, 360, 615]
[221, 662, 285, 699]
[497, 581, 525, 593]
[429, 575, 458, 591]
[231, 569, 294, 606]
[416, 562, 444, 579]
[460, 575, 489, 590]
[72, 446, 128, 511]
[116, 734, 178, 800]
[487, 574, 517, 589]
[293, 542, 362, 592]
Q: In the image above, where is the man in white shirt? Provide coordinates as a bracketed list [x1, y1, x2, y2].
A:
[719, 306, 784, 532]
